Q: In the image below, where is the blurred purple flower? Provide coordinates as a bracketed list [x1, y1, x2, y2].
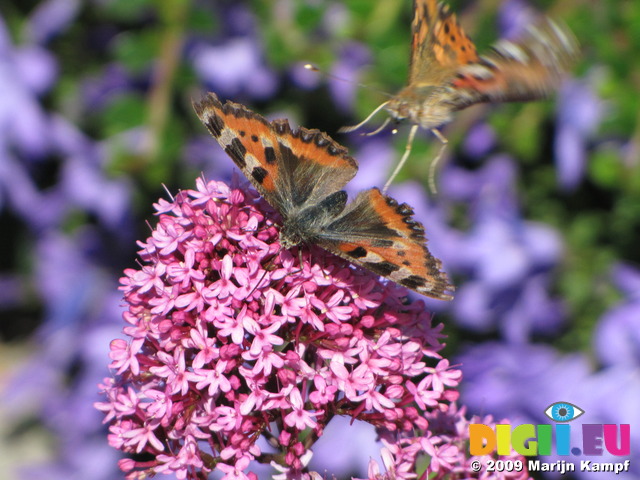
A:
[462, 343, 640, 480]
[554, 79, 604, 190]
[329, 42, 371, 112]
[0, 16, 57, 158]
[0, 275, 24, 308]
[321, 3, 350, 38]
[26, 0, 81, 45]
[309, 417, 382, 477]
[49, 115, 133, 229]
[0, 153, 67, 230]
[462, 122, 497, 159]
[12, 45, 58, 95]
[595, 264, 640, 368]
[498, 0, 537, 39]
[347, 136, 395, 191]
[183, 136, 239, 180]
[459, 342, 592, 424]
[4, 230, 126, 480]
[81, 64, 133, 111]
[191, 37, 277, 100]
[437, 158, 566, 336]
[289, 61, 322, 90]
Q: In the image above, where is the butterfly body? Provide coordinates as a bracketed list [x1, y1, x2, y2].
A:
[194, 93, 454, 300]
[386, 84, 457, 129]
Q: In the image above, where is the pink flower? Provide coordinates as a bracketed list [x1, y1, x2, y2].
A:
[95, 178, 523, 479]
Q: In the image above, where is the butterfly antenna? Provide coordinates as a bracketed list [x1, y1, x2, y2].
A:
[363, 117, 391, 136]
[338, 100, 390, 134]
[304, 64, 394, 136]
[304, 64, 392, 98]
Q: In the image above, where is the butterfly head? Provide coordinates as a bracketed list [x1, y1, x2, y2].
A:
[386, 85, 456, 130]
[279, 224, 304, 250]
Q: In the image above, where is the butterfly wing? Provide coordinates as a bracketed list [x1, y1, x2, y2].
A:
[193, 93, 358, 218]
[409, 0, 479, 86]
[315, 188, 454, 300]
[447, 18, 578, 109]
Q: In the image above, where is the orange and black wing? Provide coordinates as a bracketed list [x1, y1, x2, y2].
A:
[409, 0, 479, 86]
[317, 188, 454, 300]
[447, 18, 578, 109]
[193, 93, 358, 217]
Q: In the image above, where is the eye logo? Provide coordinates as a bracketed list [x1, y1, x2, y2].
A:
[544, 401, 584, 422]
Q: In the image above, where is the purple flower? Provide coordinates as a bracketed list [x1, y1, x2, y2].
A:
[347, 136, 396, 191]
[595, 264, 640, 368]
[463, 122, 497, 159]
[554, 79, 604, 190]
[0, 16, 56, 158]
[498, 0, 537, 39]
[26, 0, 81, 44]
[459, 342, 592, 424]
[439, 159, 565, 337]
[81, 64, 133, 112]
[191, 37, 277, 100]
[329, 42, 372, 112]
[95, 178, 470, 480]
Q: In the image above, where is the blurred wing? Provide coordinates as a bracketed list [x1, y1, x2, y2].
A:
[409, 0, 479, 86]
[193, 93, 358, 217]
[316, 188, 454, 300]
[447, 18, 578, 109]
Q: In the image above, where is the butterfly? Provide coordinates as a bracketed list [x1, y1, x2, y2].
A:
[193, 92, 454, 300]
[341, 0, 578, 192]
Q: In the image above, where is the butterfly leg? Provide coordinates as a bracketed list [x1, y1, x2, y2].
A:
[427, 128, 448, 194]
[382, 124, 418, 193]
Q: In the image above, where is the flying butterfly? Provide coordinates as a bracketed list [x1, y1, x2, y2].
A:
[340, 0, 578, 192]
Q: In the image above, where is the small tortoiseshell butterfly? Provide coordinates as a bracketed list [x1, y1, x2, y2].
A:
[342, 0, 578, 191]
[193, 93, 454, 300]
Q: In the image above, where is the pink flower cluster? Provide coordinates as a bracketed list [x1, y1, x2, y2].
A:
[95, 178, 530, 480]
[360, 404, 533, 480]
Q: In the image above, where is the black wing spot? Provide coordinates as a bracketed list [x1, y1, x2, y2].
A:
[450, 35, 456, 43]
[479, 58, 497, 70]
[315, 136, 329, 147]
[252, 166, 268, 184]
[274, 120, 290, 135]
[300, 130, 314, 143]
[251, 134, 259, 142]
[239, 130, 246, 137]
[385, 197, 398, 207]
[396, 204, 413, 216]
[347, 246, 367, 258]
[364, 261, 400, 277]
[264, 146, 277, 164]
[327, 144, 340, 155]
[444, 24, 450, 34]
[225, 138, 247, 168]
[401, 275, 427, 290]
[402, 260, 411, 266]
[397, 250, 406, 257]
[206, 113, 224, 138]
